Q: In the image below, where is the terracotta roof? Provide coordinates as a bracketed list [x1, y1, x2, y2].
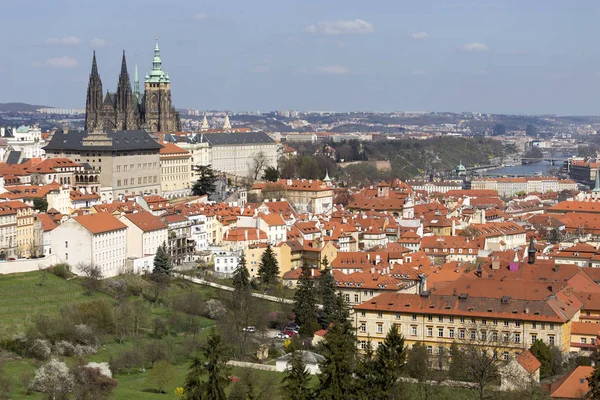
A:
[571, 321, 600, 336]
[123, 211, 167, 232]
[37, 213, 58, 231]
[549, 366, 593, 399]
[159, 141, 190, 155]
[259, 213, 286, 226]
[516, 350, 541, 374]
[73, 212, 127, 234]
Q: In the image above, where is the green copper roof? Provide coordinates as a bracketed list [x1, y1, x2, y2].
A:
[145, 38, 170, 84]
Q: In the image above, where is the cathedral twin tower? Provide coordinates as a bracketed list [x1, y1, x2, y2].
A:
[85, 40, 180, 132]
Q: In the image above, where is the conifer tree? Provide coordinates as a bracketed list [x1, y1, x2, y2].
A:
[152, 243, 172, 275]
[201, 330, 230, 400]
[315, 294, 357, 400]
[375, 326, 407, 393]
[355, 340, 384, 400]
[293, 262, 318, 337]
[257, 243, 279, 288]
[317, 256, 337, 326]
[183, 357, 203, 400]
[191, 165, 217, 196]
[281, 351, 312, 400]
[232, 251, 250, 293]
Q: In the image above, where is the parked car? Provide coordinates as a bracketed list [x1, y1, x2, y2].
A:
[286, 323, 300, 332]
[242, 326, 256, 333]
[282, 329, 297, 337]
[274, 332, 289, 339]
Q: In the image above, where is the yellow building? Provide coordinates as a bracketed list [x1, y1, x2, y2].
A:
[4, 201, 38, 258]
[245, 242, 293, 278]
[354, 289, 580, 358]
[159, 142, 192, 199]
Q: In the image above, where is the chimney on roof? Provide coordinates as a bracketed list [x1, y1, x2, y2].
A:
[451, 219, 456, 236]
[256, 228, 259, 240]
[528, 237, 536, 264]
[371, 267, 375, 274]
[244, 229, 248, 241]
[475, 263, 482, 278]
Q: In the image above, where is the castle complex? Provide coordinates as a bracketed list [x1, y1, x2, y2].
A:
[84, 40, 180, 132]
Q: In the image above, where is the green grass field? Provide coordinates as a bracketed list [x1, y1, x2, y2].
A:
[0, 271, 111, 337]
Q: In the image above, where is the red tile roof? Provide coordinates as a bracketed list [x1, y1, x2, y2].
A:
[74, 213, 127, 234]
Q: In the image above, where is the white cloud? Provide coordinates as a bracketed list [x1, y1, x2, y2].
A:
[45, 36, 83, 45]
[32, 56, 78, 69]
[461, 42, 489, 52]
[411, 32, 430, 40]
[90, 38, 109, 48]
[306, 19, 374, 35]
[316, 65, 349, 75]
[193, 13, 208, 20]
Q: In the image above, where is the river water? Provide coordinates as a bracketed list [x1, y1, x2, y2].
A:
[482, 154, 573, 177]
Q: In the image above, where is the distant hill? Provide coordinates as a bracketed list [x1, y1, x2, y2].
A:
[0, 102, 51, 113]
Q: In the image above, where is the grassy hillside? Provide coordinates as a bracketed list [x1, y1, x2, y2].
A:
[0, 271, 110, 337]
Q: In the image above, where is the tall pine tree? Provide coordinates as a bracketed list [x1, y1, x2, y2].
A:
[258, 243, 279, 288]
[315, 294, 357, 400]
[293, 262, 318, 337]
[317, 256, 337, 327]
[201, 329, 230, 399]
[280, 351, 312, 400]
[232, 251, 250, 293]
[153, 243, 172, 275]
[375, 326, 407, 393]
[191, 165, 217, 196]
[183, 357, 203, 400]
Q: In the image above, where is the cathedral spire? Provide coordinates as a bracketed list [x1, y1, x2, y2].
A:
[223, 114, 232, 131]
[120, 50, 127, 76]
[133, 61, 140, 100]
[200, 114, 209, 131]
[91, 50, 99, 78]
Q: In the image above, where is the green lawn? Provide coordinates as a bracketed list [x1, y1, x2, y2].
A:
[0, 271, 110, 337]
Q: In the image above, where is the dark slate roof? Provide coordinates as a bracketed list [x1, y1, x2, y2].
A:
[43, 130, 163, 151]
[6, 151, 21, 164]
[203, 131, 275, 146]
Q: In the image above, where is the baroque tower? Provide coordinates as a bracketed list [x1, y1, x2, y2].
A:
[84, 51, 103, 130]
[143, 39, 180, 132]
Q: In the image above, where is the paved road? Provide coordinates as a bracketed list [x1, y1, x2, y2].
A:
[175, 273, 296, 304]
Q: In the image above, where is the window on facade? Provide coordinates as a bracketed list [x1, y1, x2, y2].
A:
[438, 328, 444, 337]
[470, 331, 476, 341]
[549, 323, 554, 330]
[459, 329, 465, 339]
[549, 336, 555, 346]
[361, 311, 366, 317]
[492, 332, 498, 341]
[377, 324, 383, 334]
[515, 321, 521, 327]
[427, 327, 433, 337]
[412, 314, 417, 321]
[345, 294, 350, 302]
[503, 352, 509, 361]
[493, 319, 498, 326]
[581, 338, 587, 344]
[360, 341, 366, 349]
[515, 333, 521, 343]
[354, 294, 359, 303]
[438, 316, 443, 322]
[532, 322, 537, 329]
[449, 316, 454, 323]
[449, 328, 455, 338]
[411, 326, 417, 336]
[65, 241, 68, 248]
[360, 324, 366, 333]
[377, 312, 382, 318]
[504, 320, 509, 327]
[460, 317, 465, 323]
[531, 334, 537, 343]
[428, 315, 433, 322]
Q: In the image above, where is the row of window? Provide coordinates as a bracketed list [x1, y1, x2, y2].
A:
[367, 311, 554, 330]
[116, 162, 159, 173]
[116, 176, 158, 187]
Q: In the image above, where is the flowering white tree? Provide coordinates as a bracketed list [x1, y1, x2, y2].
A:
[86, 362, 112, 378]
[29, 358, 74, 399]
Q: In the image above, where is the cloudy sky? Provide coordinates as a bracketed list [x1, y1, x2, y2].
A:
[1, 0, 600, 115]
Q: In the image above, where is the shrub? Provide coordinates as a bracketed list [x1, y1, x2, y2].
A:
[29, 339, 52, 360]
[53, 341, 76, 357]
[205, 299, 226, 319]
[50, 263, 71, 279]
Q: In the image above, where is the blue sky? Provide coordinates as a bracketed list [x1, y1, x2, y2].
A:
[1, 0, 600, 115]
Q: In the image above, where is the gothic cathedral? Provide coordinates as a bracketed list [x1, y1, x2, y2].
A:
[85, 40, 180, 132]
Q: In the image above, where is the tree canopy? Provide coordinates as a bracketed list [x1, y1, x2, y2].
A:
[191, 165, 217, 196]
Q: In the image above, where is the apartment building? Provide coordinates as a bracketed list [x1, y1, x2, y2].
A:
[119, 211, 168, 259]
[252, 179, 334, 214]
[0, 203, 17, 258]
[420, 236, 479, 264]
[159, 142, 192, 199]
[4, 200, 38, 258]
[51, 213, 128, 278]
